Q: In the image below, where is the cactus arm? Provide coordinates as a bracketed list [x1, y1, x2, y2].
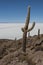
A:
[27, 22, 35, 32]
[21, 28, 24, 32]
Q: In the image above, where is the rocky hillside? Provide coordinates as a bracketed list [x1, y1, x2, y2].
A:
[0, 34, 43, 65]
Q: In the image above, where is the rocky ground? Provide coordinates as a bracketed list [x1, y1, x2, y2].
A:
[0, 34, 43, 65]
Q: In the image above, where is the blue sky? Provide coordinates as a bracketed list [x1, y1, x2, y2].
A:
[0, 0, 43, 23]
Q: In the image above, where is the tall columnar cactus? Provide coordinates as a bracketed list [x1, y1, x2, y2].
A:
[21, 6, 35, 52]
[38, 29, 40, 39]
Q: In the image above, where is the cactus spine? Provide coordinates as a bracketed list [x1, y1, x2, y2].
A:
[21, 6, 35, 52]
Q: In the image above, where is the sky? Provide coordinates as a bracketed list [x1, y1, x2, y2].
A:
[0, 0, 43, 23]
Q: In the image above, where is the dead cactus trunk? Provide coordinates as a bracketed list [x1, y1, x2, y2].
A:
[21, 6, 35, 53]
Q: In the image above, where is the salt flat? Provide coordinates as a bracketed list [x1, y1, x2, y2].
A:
[0, 23, 43, 39]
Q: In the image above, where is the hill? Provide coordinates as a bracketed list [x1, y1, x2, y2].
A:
[0, 34, 43, 65]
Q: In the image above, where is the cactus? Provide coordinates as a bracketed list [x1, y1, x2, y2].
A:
[28, 32, 30, 37]
[15, 37, 17, 42]
[38, 29, 40, 39]
[21, 6, 35, 52]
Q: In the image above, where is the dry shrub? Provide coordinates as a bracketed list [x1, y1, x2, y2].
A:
[0, 44, 10, 59]
[18, 54, 26, 62]
[25, 55, 36, 65]
[26, 58, 36, 65]
[18, 52, 36, 65]
[35, 46, 43, 52]
[0, 51, 19, 65]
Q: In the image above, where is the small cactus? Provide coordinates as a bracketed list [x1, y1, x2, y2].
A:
[14, 37, 17, 43]
[28, 32, 30, 37]
[38, 29, 40, 39]
[21, 6, 35, 52]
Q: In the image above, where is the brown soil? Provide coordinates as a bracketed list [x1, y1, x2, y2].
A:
[0, 34, 43, 65]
